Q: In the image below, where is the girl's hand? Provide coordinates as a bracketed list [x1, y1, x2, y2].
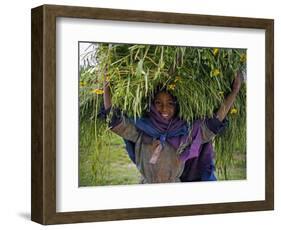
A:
[231, 71, 243, 94]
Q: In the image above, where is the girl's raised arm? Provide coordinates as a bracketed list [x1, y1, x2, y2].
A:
[215, 71, 243, 122]
[103, 68, 112, 110]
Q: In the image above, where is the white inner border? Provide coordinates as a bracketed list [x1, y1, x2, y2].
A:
[56, 17, 265, 212]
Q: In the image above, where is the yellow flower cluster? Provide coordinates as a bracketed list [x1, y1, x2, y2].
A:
[167, 76, 181, 91]
[211, 68, 220, 77]
[213, 48, 219, 56]
[240, 54, 247, 63]
[80, 81, 86, 87]
[230, 108, 238, 115]
[167, 83, 176, 91]
[91, 89, 104, 95]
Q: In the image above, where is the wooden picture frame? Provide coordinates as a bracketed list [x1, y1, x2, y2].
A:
[31, 4, 274, 225]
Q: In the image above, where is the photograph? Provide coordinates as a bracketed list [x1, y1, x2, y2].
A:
[79, 43, 247, 186]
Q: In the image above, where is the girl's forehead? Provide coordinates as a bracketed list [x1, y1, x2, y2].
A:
[155, 91, 174, 100]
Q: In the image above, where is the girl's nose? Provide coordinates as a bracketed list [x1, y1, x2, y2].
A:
[161, 105, 168, 112]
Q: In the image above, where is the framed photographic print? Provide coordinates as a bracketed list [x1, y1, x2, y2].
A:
[31, 4, 274, 225]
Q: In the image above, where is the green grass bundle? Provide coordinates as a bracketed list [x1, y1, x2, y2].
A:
[80, 43, 246, 180]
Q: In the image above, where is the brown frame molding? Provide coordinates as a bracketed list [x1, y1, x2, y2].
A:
[31, 4, 274, 225]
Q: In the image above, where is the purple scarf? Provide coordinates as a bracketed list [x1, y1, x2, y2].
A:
[136, 105, 204, 161]
[147, 105, 189, 149]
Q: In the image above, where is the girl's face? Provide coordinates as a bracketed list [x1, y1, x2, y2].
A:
[154, 92, 176, 121]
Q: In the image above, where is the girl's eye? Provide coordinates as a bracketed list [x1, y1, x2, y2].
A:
[155, 101, 161, 105]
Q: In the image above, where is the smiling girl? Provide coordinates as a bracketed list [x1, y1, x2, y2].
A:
[103, 73, 242, 183]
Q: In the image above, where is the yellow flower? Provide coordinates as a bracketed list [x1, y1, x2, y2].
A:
[240, 54, 247, 63]
[211, 68, 220, 77]
[91, 89, 104, 95]
[106, 76, 110, 82]
[80, 81, 86, 87]
[213, 48, 219, 56]
[230, 108, 238, 115]
[167, 83, 176, 91]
